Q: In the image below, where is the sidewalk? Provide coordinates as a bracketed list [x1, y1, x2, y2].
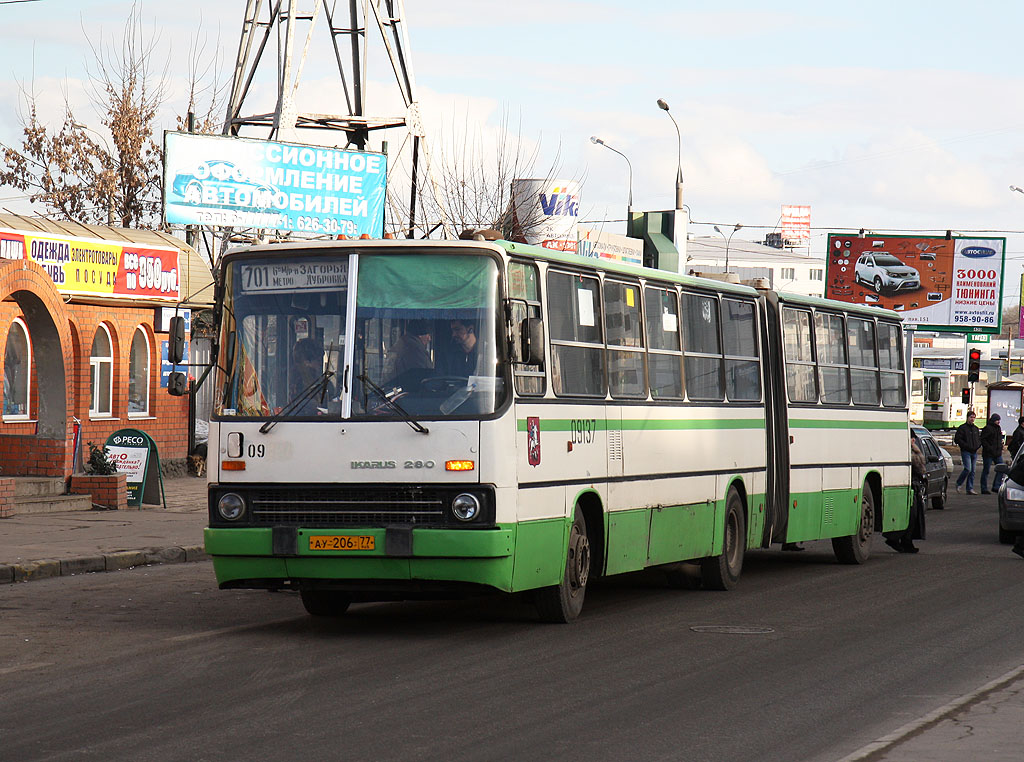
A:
[0, 475, 208, 583]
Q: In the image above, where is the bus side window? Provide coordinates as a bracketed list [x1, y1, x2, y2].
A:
[644, 285, 683, 399]
[814, 311, 850, 404]
[508, 261, 546, 397]
[722, 298, 761, 401]
[781, 307, 817, 403]
[547, 270, 605, 397]
[877, 321, 905, 407]
[848, 317, 880, 405]
[604, 280, 646, 398]
[681, 291, 724, 401]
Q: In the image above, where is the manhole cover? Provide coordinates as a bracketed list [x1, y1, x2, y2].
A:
[690, 625, 775, 635]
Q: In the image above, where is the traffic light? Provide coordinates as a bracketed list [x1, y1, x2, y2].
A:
[967, 347, 982, 383]
[961, 388, 970, 404]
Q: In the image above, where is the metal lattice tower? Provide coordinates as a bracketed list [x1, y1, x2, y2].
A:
[224, 0, 431, 235]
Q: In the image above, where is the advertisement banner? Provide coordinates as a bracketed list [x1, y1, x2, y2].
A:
[825, 234, 1006, 333]
[576, 225, 644, 267]
[780, 204, 811, 243]
[1019, 273, 1024, 339]
[0, 228, 180, 301]
[163, 132, 387, 237]
[510, 178, 580, 251]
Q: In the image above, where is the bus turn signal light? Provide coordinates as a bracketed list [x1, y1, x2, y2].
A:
[445, 460, 475, 472]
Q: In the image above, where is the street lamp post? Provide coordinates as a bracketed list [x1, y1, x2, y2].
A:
[590, 136, 633, 218]
[713, 223, 743, 273]
[656, 98, 686, 266]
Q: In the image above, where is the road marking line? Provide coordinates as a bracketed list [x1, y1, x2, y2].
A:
[164, 619, 298, 643]
[835, 664, 1024, 761]
[0, 662, 54, 676]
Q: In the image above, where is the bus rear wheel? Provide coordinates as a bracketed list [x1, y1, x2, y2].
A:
[833, 487, 874, 564]
[535, 511, 590, 623]
[701, 489, 745, 591]
[300, 589, 352, 617]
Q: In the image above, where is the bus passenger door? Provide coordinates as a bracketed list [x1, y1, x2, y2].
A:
[758, 292, 790, 545]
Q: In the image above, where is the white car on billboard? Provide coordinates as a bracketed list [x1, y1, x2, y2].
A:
[854, 253, 920, 294]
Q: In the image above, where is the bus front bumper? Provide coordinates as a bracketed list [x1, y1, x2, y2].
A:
[205, 525, 527, 593]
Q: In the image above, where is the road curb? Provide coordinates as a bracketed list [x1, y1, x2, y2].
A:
[0, 545, 208, 585]
[834, 664, 1024, 761]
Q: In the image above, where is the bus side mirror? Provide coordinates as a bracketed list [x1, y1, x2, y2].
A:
[168, 316, 186, 364]
[522, 317, 545, 365]
[167, 371, 188, 396]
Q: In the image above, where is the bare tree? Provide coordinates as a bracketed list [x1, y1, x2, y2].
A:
[0, 6, 224, 229]
[387, 109, 572, 241]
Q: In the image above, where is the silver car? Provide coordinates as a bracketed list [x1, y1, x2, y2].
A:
[854, 253, 920, 293]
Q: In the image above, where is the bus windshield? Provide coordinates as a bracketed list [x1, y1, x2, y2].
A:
[215, 250, 506, 420]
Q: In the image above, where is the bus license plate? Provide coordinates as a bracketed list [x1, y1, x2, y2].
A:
[308, 535, 375, 551]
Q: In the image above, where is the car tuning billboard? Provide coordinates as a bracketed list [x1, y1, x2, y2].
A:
[825, 234, 1006, 334]
[163, 132, 387, 237]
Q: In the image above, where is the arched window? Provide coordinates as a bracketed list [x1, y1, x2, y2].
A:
[128, 327, 150, 416]
[90, 325, 114, 417]
[3, 318, 31, 419]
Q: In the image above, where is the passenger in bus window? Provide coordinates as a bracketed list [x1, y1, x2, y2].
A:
[384, 320, 433, 384]
[447, 319, 478, 376]
[291, 337, 326, 414]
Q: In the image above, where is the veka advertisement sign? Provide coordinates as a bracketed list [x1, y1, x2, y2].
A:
[825, 234, 1006, 333]
[163, 132, 387, 237]
[0, 228, 180, 301]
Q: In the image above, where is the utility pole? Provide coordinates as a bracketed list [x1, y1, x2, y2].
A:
[223, 0, 438, 238]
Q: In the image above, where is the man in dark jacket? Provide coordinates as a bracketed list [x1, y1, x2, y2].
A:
[979, 413, 1005, 494]
[954, 411, 981, 494]
[1008, 417, 1024, 460]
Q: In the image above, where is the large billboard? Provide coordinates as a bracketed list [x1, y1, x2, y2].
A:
[780, 204, 811, 244]
[0, 227, 179, 301]
[825, 234, 1006, 333]
[163, 132, 387, 237]
[510, 178, 580, 251]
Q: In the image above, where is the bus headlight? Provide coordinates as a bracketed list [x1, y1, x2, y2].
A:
[451, 493, 481, 522]
[217, 492, 246, 521]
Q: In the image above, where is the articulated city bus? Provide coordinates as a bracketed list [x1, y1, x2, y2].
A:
[202, 238, 911, 622]
[917, 368, 987, 429]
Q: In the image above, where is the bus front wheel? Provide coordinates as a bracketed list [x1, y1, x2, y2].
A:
[833, 487, 874, 564]
[701, 489, 745, 591]
[535, 511, 590, 623]
[300, 589, 352, 617]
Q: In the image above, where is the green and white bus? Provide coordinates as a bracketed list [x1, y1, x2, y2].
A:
[203, 237, 911, 622]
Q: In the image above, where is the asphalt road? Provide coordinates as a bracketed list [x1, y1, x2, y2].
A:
[2, 491, 1022, 762]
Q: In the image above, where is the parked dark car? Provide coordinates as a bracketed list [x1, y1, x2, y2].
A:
[996, 452, 1024, 543]
[911, 426, 948, 509]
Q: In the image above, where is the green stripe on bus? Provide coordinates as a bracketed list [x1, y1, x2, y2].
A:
[789, 419, 909, 430]
[516, 418, 765, 432]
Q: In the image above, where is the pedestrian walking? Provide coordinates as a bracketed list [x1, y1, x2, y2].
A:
[954, 410, 982, 494]
[885, 434, 925, 553]
[980, 413, 1005, 494]
[1008, 416, 1024, 461]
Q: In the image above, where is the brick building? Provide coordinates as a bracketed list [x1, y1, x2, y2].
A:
[0, 214, 213, 480]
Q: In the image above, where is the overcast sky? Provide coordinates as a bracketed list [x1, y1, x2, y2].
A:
[2, 0, 1023, 304]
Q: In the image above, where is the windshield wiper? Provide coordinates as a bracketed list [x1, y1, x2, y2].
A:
[259, 370, 335, 434]
[357, 374, 429, 435]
